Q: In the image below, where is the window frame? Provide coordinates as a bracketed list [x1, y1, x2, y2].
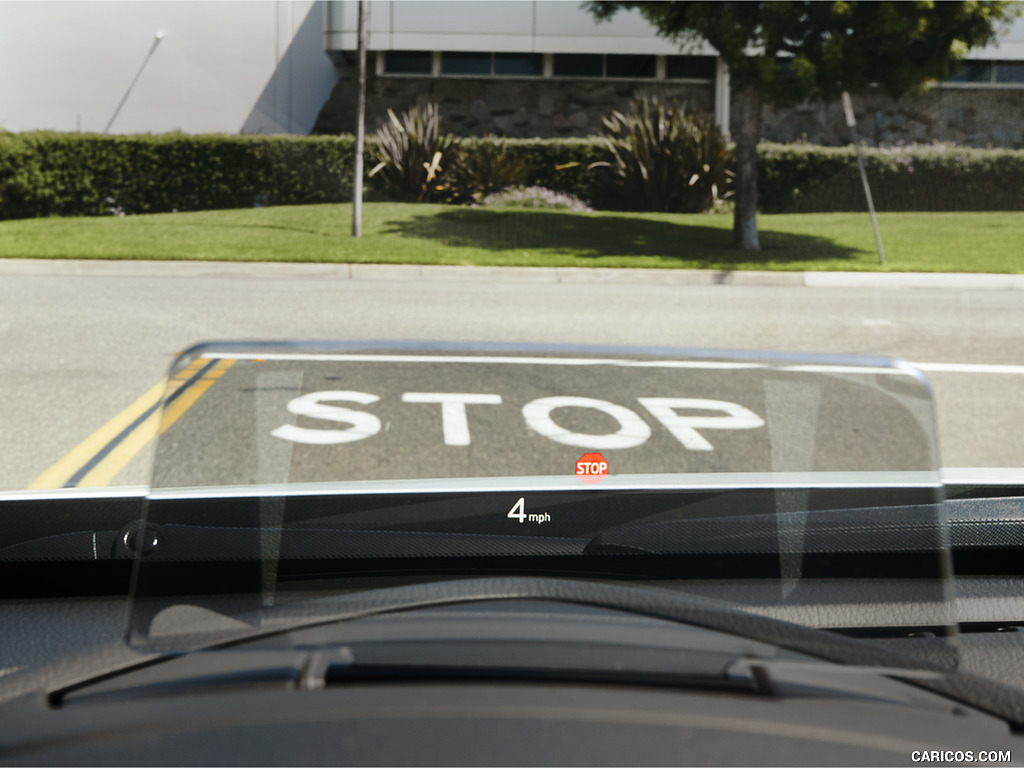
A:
[376, 51, 720, 84]
[940, 59, 1024, 89]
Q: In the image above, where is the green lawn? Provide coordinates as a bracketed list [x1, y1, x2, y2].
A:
[1, 203, 1021, 272]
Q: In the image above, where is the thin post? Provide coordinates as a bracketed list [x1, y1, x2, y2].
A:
[105, 31, 164, 134]
[352, 0, 368, 238]
[842, 91, 885, 266]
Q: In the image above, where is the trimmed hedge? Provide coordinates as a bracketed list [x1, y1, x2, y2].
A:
[758, 142, 1024, 213]
[417, 138, 1024, 214]
[2, 131, 1023, 220]
[0, 132, 355, 220]
[493, 139, 1024, 213]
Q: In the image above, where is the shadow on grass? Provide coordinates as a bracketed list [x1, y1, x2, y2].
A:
[381, 209, 860, 267]
[135, 219, 333, 238]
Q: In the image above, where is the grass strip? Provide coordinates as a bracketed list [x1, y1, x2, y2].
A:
[1, 204, 1021, 273]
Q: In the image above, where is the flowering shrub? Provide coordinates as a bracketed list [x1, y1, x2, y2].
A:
[104, 196, 126, 216]
[442, 138, 531, 204]
[479, 186, 592, 212]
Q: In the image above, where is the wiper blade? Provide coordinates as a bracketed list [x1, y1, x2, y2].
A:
[122, 576, 1024, 729]
[58, 638, 952, 711]
[58, 642, 761, 707]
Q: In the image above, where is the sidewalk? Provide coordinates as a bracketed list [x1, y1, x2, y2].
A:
[2, 257, 1023, 289]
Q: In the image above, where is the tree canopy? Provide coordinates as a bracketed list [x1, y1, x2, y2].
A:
[587, 1, 1022, 249]
[589, 1, 1021, 101]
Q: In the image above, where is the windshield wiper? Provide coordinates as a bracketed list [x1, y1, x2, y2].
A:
[117, 573, 1024, 729]
[57, 639, 951, 710]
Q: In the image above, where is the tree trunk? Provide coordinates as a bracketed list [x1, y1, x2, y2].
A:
[731, 82, 763, 251]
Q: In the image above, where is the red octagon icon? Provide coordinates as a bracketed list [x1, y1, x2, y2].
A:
[576, 452, 609, 485]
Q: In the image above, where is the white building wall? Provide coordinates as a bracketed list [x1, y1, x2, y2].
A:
[324, 0, 716, 55]
[970, 14, 1024, 60]
[323, 0, 1024, 60]
[0, 0, 338, 134]
[1, 1, 1020, 136]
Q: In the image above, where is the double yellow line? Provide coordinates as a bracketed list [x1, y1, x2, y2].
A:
[29, 358, 234, 489]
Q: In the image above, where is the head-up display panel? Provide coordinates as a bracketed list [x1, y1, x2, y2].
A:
[128, 342, 954, 661]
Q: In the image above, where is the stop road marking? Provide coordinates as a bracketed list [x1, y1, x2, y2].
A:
[401, 392, 503, 446]
[273, 390, 764, 451]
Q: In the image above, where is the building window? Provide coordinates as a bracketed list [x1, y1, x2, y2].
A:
[438, 52, 543, 77]
[384, 50, 432, 75]
[995, 60, 1024, 83]
[551, 53, 657, 79]
[943, 59, 1024, 87]
[946, 60, 993, 83]
[442, 51, 491, 75]
[553, 53, 603, 77]
[382, 50, 724, 83]
[494, 53, 543, 76]
[606, 54, 655, 79]
[666, 55, 716, 80]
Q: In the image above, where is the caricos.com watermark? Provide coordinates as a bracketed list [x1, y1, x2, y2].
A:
[911, 750, 1011, 764]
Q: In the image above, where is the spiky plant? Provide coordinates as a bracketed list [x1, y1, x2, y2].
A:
[601, 96, 734, 213]
[368, 102, 456, 202]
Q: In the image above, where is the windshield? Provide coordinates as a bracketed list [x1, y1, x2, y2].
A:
[127, 342, 956, 659]
[8, 0, 1024, 706]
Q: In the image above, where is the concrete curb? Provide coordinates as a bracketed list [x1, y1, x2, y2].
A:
[1, 258, 1022, 289]
[803, 272, 1024, 290]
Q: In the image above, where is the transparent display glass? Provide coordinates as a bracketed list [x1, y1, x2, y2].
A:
[128, 342, 956, 666]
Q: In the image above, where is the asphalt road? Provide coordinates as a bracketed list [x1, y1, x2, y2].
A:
[148, 348, 938, 488]
[1, 260, 1022, 491]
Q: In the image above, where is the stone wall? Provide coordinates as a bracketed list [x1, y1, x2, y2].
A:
[314, 61, 1024, 148]
[313, 62, 715, 138]
[762, 87, 1024, 148]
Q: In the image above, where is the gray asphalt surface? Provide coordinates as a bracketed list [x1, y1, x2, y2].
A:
[150, 350, 937, 488]
[1, 260, 1022, 491]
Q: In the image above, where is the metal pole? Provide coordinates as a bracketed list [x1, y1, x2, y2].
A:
[352, 0, 368, 238]
[842, 91, 885, 266]
[105, 31, 164, 134]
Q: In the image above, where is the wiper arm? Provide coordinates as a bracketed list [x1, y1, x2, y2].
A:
[725, 657, 946, 698]
[123, 576, 1024, 729]
[58, 639, 951, 711]
[59, 642, 761, 706]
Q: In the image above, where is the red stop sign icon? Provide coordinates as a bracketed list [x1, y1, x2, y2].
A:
[576, 452, 608, 485]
